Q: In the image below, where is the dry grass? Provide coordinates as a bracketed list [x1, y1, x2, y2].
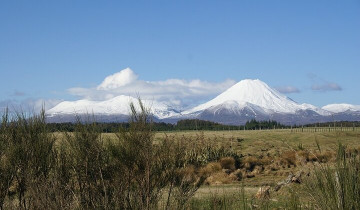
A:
[50, 128, 360, 207]
[155, 129, 360, 202]
[200, 162, 222, 177]
[204, 171, 236, 185]
[280, 151, 297, 167]
[219, 157, 235, 170]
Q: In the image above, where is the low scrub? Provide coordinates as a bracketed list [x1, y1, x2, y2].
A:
[0, 101, 241, 209]
[304, 144, 360, 209]
[280, 151, 297, 167]
[220, 157, 236, 171]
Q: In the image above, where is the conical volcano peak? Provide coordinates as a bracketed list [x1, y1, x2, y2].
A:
[225, 79, 277, 96]
[233, 78, 264, 85]
[185, 79, 303, 114]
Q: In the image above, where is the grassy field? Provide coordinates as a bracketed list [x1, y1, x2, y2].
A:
[101, 129, 360, 203]
[71, 129, 360, 183]
[154, 128, 360, 153]
[152, 129, 360, 207]
[3, 110, 360, 209]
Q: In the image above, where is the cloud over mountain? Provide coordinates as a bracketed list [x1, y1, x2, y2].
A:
[48, 78, 360, 125]
[97, 68, 138, 90]
[68, 68, 236, 107]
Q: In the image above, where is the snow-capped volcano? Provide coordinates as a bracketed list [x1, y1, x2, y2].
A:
[184, 79, 327, 115]
[46, 79, 359, 125]
[177, 79, 335, 125]
[47, 95, 180, 120]
[322, 104, 360, 113]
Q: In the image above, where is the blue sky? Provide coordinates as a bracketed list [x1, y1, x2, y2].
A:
[1, 0, 359, 110]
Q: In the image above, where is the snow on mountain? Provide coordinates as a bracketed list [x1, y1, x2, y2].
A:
[46, 79, 360, 125]
[47, 95, 180, 119]
[322, 104, 360, 113]
[183, 79, 327, 115]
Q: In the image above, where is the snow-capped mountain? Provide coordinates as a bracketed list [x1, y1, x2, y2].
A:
[322, 104, 360, 113]
[319, 104, 360, 122]
[47, 95, 180, 122]
[184, 79, 328, 115]
[179, 79, 334, 124]
[46, 79, 360, 125]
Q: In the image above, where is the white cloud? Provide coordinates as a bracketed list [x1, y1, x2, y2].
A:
[68, 68, 236, 108]
[97, 68, 138, 90]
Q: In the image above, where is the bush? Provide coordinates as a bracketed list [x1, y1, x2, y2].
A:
[0, 101, 240, 209]
[200, 162, 222, 177]
[205, 171, 235, 185]
[0, 109, 55, 209]
[309, 151, 335, 163]
[242, 156, 261, 171]
[280, 151, 297, 167]
[304, 143, 360, 209]
[220, 157, 236, 171]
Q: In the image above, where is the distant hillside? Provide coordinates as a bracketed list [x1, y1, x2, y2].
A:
[47, 79, 360, 125]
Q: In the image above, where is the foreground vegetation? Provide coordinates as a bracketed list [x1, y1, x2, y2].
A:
[1, 103, 360, 209]
[0, 102, 244, 209]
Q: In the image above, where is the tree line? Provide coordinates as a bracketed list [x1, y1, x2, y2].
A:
[47, 119, 289, 132]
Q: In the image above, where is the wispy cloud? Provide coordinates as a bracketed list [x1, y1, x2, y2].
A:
[275, 86, 300, 94]
[68, 68, 236, 107]
[311, 83, 342, 91]
[0, 98, 63, 113]
[10, 90, 26, 97]
[308, 74, 342, 92]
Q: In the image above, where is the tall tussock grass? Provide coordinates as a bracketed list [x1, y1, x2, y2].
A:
[0, 101, 239, 209]
[304, 143, 360, 209]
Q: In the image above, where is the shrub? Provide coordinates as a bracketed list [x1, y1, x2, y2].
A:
[0, 101, 230, 209]
[232, 169, 243, 181]
[242, 156, 261, 171]
[304, 144, 360, 209]
[309, 151, 335, 163]
[220, 157, 236, 171]
[297, 150, 309, 161]
[65, 115, 109, 209]
[200, 162, 222, 177]
[0, 109, 55, 209]
[280, 151, 297, 167]
[0, 110, 15, 209]
[205, 171, 235, 185]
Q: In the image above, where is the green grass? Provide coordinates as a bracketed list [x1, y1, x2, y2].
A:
[153, 129, 360, 155]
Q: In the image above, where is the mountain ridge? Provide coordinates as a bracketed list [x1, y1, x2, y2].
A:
[47, 79, 360, 125]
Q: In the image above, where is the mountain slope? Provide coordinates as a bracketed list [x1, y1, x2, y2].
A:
[184, 79, 328, 115]
[322, 104, 360, 113]
[179, 79, 333, 125]
[47, 95, 180, 120]
[46, 79, 360, 125]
